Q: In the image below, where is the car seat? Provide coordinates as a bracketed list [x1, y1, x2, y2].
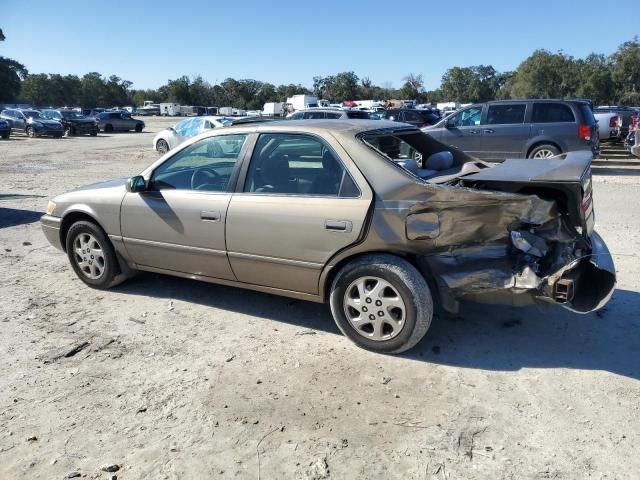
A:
[309, 150, 342, 195]
[255, 154, 297, 193]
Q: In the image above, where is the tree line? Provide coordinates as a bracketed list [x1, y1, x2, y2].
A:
[2, 27, 640, 108]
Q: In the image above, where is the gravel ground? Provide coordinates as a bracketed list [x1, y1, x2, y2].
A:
[0, 118, 639, 479]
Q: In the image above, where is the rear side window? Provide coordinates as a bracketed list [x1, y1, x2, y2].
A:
[326, 112, 343, 119]
[486, 104, 526, 124]
[532, 103, 575, 123]
[580, 104, 596, 125]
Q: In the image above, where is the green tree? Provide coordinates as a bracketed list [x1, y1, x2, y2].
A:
[611, 38, 640, 104]
[575, 54, 613, 105]
[508, 50, 579, 99]
[0, 28, 29, 102]
[399, 73, 424, 100]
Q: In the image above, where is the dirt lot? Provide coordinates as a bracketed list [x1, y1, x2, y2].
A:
[1, 118, 639, 479]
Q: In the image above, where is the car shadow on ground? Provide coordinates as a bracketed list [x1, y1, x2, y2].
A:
[117, 273, 640, 380]
[593, 168, 640, 176]
[0, 208, 44, 228]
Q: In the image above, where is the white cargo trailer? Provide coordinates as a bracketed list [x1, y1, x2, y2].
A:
[160, 103, 181, 116]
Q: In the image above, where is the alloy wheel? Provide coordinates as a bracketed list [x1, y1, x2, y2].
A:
[533, 149, 556, 158]
[343, 276, 406, 341]
[72, 233, 106, 280]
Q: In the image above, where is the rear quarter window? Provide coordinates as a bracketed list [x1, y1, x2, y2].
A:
[579, 104, 596, 125]
[532, 103, 575, 123]
[346, 111, 370, 119]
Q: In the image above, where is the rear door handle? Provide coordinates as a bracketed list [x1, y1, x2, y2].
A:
[484, 129, 494, 134]
[470, 129, 480, 134]
[325, 220, 352, 232]
[200, 210, 221, 222]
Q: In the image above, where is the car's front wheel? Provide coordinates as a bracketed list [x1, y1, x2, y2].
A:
[329, 254, 433, 354]
[64, 126, 74, 137]
[135, 123, 143, 132]
[66, 220, 122, 289]
[26, 126, 36, 138]
[156, 139, 169, 154]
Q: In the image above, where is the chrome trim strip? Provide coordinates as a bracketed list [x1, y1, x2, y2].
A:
[228, 251, 323, 269]
[121, 236, 227, 257]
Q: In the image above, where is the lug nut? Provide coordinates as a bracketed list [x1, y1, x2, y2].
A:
[375, 300, 382, 306]
[365, 298, 372, 304]
[378, 311, 384, 317]
[362, 306, 368, 312]
[369, 314, 375, 320]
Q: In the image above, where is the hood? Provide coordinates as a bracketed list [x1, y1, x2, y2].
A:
[72, 178, 128, 192]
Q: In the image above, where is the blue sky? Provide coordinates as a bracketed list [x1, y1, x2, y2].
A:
[2, 0, 638, 90]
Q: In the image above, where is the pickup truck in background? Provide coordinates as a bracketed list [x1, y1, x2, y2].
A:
[593, 106, 638, 142]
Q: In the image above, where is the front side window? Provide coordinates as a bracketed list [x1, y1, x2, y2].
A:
[486, 104, 526, 125]
[448, 107, 482, 127]
[150, 134, 247, 192]
[532, 103, 575, 123]
[304, 111, 325, 119]
[289, 112, 304, 120]
[244, 133, 358, 197]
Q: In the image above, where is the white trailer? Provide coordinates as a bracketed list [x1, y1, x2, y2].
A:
[160, 103, 181, 116]
[286, 94, 318, 111]
[219, 107, 234, 116]
[263, 102, 285, 116]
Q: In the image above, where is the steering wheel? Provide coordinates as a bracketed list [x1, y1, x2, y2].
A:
[190, 166, 220, 190]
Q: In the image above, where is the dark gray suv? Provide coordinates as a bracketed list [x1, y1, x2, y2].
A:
[425, 100, 599, 161]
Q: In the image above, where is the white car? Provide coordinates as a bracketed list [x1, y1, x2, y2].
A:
[153, 116, 233, 154]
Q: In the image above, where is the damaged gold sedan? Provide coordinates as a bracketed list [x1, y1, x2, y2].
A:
[41, 120, 616, 353]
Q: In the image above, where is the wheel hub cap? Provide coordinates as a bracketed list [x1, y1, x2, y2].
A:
[343, 276, 406, 341]
[73, 233, 105, 279]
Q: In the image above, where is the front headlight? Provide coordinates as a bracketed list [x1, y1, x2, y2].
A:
[46, 201, 56, 215]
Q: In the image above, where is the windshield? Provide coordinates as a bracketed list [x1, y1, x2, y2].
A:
[61, 111, 85, 119]
[23, 110, 42, 119]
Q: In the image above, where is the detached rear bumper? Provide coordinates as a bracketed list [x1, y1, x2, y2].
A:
[545, 231, 616, 313]
[40, 214, 63, 251]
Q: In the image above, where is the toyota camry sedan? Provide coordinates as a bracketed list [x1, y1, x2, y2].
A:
[41, 120, 616, 354]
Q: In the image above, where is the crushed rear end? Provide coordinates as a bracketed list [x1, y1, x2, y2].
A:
[410, 151, 616, 313]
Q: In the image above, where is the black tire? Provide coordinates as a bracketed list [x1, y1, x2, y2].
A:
[1, 132, 8, 139]
[135, 123, 143, 132]
[156, 139, 169, 154]
[329, 254, 433, 354]
[104, 124, 114, 133]
[65, 220, 124, 289]
[64, 126, 74, 137]
[528, 144, 560, 159]
[53, 133, 63, 138]
[90, 128, 98, 136]
[26, 126, 36, 138]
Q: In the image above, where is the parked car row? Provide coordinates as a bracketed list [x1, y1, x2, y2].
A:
[0, 108, 145, 138]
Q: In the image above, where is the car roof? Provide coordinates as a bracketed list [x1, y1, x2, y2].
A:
[223, 119, 417, 139]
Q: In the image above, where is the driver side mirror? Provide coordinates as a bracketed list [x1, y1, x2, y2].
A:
[126, 175, 147, 193]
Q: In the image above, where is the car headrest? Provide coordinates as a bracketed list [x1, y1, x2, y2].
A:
[261, 154, 290, 185]
[396, 159, 420, 174]
[424, 151, 454, 171]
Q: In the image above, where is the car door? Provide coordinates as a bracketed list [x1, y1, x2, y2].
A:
[481, 103, 530, 161]
[226, 132, 372, 294]
[436, 106, 484, 157]
[121, 133, 250, 279]
[10, 111, 26, 131]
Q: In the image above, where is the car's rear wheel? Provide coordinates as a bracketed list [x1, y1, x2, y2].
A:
[26, 126, 36, 138]
[64, 126, 74, 137]
[66, 220, 122, 289]
[135, 123, 143, 132]
[90, 128, 98, 136]
[529, 144, 560, 159]
[329, 254, 433, 354]
[156, 139, 169, 154]
[104, 124, 113, 133]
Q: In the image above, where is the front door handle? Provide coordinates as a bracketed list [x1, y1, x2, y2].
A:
[200, 210, 221, 222]
[325, 220, 352, 232]
[469, 129, 480, 134]
[484, 129, 495, 134]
